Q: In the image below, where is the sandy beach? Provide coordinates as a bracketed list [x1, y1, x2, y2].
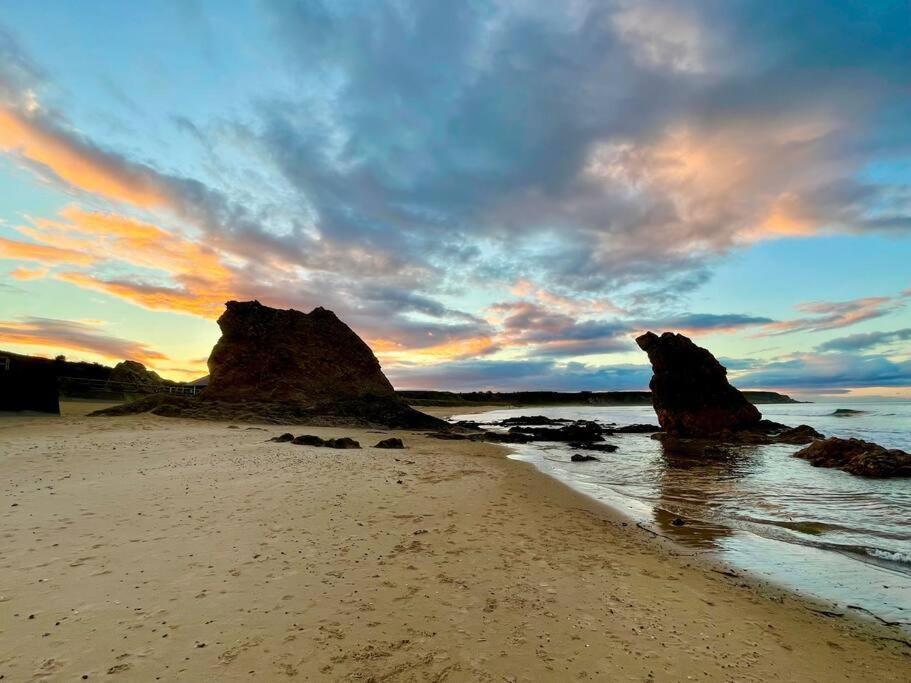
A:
[1, 403, 908, 681]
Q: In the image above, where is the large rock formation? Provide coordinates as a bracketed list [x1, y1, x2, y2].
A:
[93, 301, 447, 430]
[204, 300, 395, 403]
[794, 438, 911, 478]
[636, 331, 761, 437]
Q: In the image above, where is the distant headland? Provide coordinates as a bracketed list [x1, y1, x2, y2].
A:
[397, 389, 802, 407]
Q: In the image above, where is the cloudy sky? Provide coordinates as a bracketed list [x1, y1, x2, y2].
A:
[1, 1, 910, 396]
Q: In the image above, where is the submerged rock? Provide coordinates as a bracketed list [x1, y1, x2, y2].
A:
[636, 331, 761, 437]
[477, 432, 535, 444]
[498, 415, 572, 426]
[793, 437, 911, 477]
[831, 408, 866, 417]
[375, 437, 405, 449]
[508, 421, 605, 442]
[568, 441, 618, 452]
[614, 424, 661, 434]
[571, 453, 599, 462]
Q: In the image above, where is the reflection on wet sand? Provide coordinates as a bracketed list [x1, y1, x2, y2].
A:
[652, 440, 763, 547]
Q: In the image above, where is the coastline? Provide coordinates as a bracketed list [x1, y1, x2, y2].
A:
[0, 404, 907, 680]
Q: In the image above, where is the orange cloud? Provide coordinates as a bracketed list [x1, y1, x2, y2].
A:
[0, 236, 95, 265]
[0, 107, 169, 207]
[9, 266, 49, 280]
[0, 317, 168, 365]
[378, 335, 499, 364]
[57, 271, 229, 318]
[21, 206, 234, 281]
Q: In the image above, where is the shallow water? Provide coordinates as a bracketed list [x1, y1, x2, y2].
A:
[452, 400, 911, 629]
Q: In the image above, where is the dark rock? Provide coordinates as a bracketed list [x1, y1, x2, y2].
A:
[614, 424, 661, 434]
[91, 301, 448, 430]
[756, 419, 790, 432]
[324, 437, 360, 449]
[205, 300, 395, 403]
[271, 433, 295, 442]
[498, 415, 572, 426]
[671, 518, 686, 526]
[375, 438, 405, 449]
[428, 432, 470, 440]
[571, 453, 599, 462]
[636, 331, 762, 437]
[831, 408, 866, 417]
[291, 434, 325, 446]
[109, 360, 164, 387]
[793, 437, 911, 477]
[775, 424, 824, 445]
[475, 432, 535, 444]
[568, 441, 618, 452]
[508, 421, 605, 442]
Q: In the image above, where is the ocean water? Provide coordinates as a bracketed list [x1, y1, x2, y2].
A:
[451, 400, 911, 629]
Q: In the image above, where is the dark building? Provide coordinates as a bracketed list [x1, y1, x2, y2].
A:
[0, 353, 60, 414]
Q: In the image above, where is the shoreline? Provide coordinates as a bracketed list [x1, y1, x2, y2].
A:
[0, 404, 908, 680]
[446, 404, 911, 633]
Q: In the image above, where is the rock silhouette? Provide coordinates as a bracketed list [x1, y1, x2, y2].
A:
[109, 360, 164, 387]
[636, 331, 761, 437]
[92, 301, 446, 430]
[794, 437, 911, 477]
[205, 300, 395, 403]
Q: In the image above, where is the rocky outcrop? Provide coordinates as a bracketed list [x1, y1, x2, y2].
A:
[615, 424, 661, 434]
[375, 437, 405, 449]
[507, 421, 606, 442]
[270, 433, 294, 442]
[205, 301, 394, 403]
[775, 424, 824, 445]
[636, 332, 761, 437]
[93, 301, 447, 430]
[793, 438, 911, 477]
[568, 442, 618, 452]
[109, 360, 164, 387]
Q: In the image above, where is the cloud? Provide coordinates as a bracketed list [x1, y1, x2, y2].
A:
[0, 235, 95, 265]
[0, 316, 168, 364]
[1, 3, 910, 387]
[816, 328, 911, 353]
[735, 352, 911, 391]
[388, 357, 653, 392]
[251, 0, 911, 296]
[761, 295, 905, 335]
[638, 313, 773, 336]
[0, 107, 172, 208]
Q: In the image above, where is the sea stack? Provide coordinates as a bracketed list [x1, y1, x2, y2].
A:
[205, 300, 396, 403]
[636, 331, 761, 437]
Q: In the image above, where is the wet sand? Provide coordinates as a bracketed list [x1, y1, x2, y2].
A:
[0, 404, 908, 681]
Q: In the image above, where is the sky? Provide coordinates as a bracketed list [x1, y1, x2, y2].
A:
[0, 0, 909, 397]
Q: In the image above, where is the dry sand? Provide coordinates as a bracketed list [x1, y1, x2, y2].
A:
[1, 403, 908, 681]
